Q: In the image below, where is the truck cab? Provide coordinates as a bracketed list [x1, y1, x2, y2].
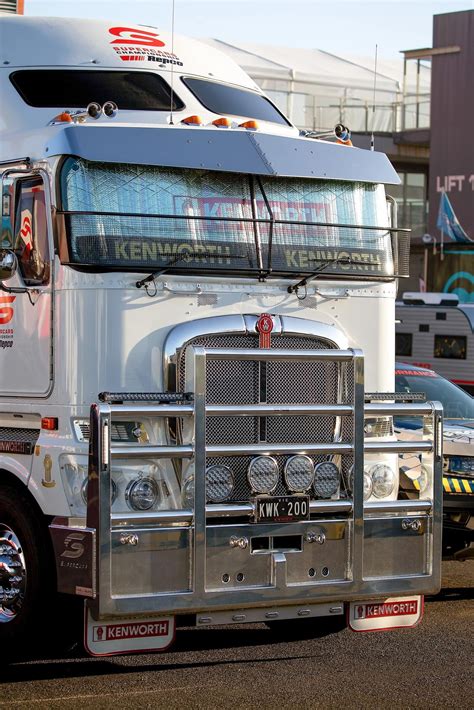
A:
[0, 15, 442, 655]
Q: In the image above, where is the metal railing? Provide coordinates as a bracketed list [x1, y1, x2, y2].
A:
[86, 347, 442, 618]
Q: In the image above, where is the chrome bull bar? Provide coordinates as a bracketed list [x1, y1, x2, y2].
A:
[86, 347, 443, 619]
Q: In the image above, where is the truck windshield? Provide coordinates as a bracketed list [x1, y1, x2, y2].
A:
[60, 158, 397, 279]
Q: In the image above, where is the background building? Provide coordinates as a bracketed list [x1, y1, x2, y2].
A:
[210, 9, 473, 298]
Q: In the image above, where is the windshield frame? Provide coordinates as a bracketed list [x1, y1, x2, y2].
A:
[57, 159, 408, 281]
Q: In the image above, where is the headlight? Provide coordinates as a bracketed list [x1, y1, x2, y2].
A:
[81, 477, 118, 506]
[182, 475, 195, 508]
[248, 456, 279, 494]
[284, 455, 314, 492]
[370, 464, 395, 498]
[206, 465, 234, 503]
[347, 466, 373, 501]
[125, 477, 160, 511]
[415, 465, 429, 494]
[363, 472, 373, 500]
[313, 461, 339, 498]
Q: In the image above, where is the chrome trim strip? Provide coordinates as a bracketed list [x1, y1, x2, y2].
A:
[206, 348, 353, 362]
[206, 504, 254, 519]
[205, 404, 354, 416]
[109, 500, 431, 526]
[111, 405, 194, 418]
[111, 511, 194, 526]
[365, 441, 432, 453]
[110, 445, 193, 458]
[364, 500, 432, 514]
[365, 403, 434, 416]
[207, 443, 353, 456]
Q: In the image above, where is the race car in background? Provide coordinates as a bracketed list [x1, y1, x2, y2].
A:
[395, 363, 474, 560]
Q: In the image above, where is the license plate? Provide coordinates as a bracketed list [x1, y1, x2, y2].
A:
[255, 495, 310, 523]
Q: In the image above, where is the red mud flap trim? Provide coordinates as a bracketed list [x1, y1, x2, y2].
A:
[348, 596, 424, 632]
[84, 606, 175, 656]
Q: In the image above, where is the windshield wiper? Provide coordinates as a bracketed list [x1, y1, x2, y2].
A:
[136, 250, 249, 289]
[287, 256, 354, 295]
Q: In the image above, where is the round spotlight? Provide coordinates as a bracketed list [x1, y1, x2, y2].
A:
[284, 455, 314, 492]
[86, 102, 102, 119]
[370, 464, 395, 498]
[125, 477, 159, 511]
[102, 100, 118, 118]
[313, 461, 340, 499]
[81, 477, 117, 506]
[206, 465, 234, 503]
[248, 456, 279, 494]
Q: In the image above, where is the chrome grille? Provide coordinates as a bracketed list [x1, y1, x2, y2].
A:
[177, 332, 351, 503]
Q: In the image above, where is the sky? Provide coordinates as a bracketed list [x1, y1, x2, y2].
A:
[24, 0, 473, 60]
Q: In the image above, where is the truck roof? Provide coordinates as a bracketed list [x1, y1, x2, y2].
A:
[0, 15, 401, 185]
[0, 15, 256, 88]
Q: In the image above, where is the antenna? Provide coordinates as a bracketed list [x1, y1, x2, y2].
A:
[169, 0, 176, 125]
[370, 44, 378, 151]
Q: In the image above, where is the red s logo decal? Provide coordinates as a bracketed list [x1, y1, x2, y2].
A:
[109, 27, 165, 47]
[0, 296, 15, 325]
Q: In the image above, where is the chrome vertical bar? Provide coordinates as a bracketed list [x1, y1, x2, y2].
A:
[351, 349, 365, 585]
[88, 403, 112, 616]
[431, 401, 443, 590]
[193, 346, 207, 596]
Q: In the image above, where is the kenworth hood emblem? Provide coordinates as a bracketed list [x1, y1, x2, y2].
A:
[256, 313, 273, 348]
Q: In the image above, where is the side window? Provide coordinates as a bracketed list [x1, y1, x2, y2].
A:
[395, 332, 412, 357]
[14, 178, 50, 286]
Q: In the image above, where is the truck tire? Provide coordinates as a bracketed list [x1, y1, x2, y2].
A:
[0, 485, 55, 656]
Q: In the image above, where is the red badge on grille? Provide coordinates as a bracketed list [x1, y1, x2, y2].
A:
[256, 313, 273, 348]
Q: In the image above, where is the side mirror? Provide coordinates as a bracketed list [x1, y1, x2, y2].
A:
[0, 249, 18, 281]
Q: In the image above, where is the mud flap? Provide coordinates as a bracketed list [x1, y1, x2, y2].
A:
[348, 596, 424, 632]
[84, 606, 176, 656]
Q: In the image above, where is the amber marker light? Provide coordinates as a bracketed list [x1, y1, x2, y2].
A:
[52, 112, 73, 123]
[41, 417, 58, 431]
[239, 120, 259, 130]
[181, 115, 204, 125]
[212, 117, 232, 128]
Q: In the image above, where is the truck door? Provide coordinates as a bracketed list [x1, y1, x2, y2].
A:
[0, 175, 53, 397]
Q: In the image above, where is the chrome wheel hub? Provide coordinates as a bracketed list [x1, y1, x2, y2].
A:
[0, 524, 26, 623]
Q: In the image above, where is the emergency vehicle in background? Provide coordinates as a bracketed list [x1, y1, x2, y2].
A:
[0, 15, 442, 656]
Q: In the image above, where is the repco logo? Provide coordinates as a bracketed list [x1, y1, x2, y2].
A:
[109, 26, 166, 47]
[0, 295, 15, 325]
[61, 532, 85, 559]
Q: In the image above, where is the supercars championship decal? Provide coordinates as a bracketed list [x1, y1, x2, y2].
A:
[0, 295, 15, 349]
[109, 26, 183, 66]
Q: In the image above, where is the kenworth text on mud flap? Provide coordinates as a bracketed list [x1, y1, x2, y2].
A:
[0, 15, 442, 656]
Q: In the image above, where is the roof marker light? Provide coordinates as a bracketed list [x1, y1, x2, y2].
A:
[239, 120, 259, 130]
[212, 117, 232, 128]
[50, 111, 73, 124]
[181, 115, 204, 126]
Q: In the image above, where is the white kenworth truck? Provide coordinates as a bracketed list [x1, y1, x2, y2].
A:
[0, 15, 442, 656]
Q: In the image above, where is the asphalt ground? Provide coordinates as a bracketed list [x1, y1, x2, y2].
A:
[1, 561, 473, 710]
